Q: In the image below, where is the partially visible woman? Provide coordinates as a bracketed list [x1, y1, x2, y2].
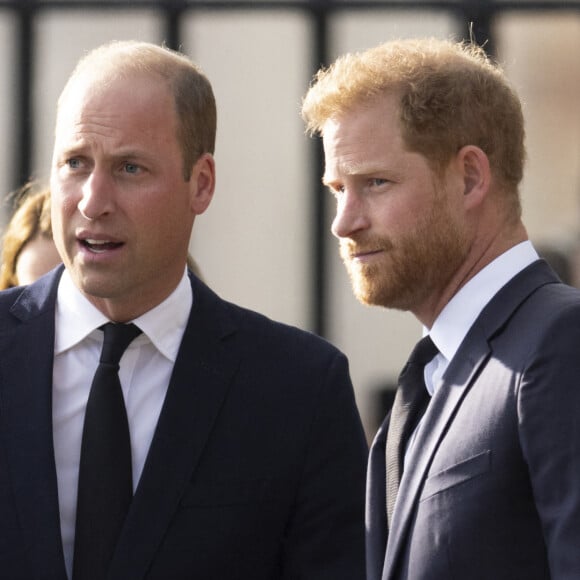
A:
[0, 183, 62, 289]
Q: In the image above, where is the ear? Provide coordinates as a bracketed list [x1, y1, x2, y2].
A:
[188, 153, 216, 215]
[456, 145, 491, 210]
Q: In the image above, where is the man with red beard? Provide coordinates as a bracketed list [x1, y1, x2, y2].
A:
[302, 38, 580, 580]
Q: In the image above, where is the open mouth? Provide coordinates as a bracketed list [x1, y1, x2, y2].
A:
[81, 239, 123, 253]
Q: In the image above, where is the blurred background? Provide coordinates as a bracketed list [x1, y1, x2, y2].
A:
[1, 0, 580, 439]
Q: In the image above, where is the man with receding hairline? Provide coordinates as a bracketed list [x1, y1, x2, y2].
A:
[0, 40, 367, 580]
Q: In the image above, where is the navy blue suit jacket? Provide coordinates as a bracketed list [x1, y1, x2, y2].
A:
[367, 260, 580, 580]
[0, 267, 367, 579]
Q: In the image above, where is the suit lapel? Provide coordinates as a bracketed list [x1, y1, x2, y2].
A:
[0, 270, 67, 579]
[382, 260, 560, 579]
[110, 276, 240, 579]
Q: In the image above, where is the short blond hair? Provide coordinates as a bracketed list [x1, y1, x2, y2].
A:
[58, 40, 216, 180]
[302, 38, 525, 208]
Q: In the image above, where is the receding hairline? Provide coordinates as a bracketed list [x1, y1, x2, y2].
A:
[58, 41, 199, 105]
[55, 40, 218, 178]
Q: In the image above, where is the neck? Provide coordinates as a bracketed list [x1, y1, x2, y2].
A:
[415, 219, 529, 328]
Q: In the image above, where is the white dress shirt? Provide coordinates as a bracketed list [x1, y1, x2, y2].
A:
[52, 269, 192, 579]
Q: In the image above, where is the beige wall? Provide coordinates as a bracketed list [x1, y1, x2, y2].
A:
[184, 11, 312, 329]
[497, 13, 580, 249]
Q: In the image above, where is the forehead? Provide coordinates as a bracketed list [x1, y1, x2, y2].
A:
[323, 94, 401, 142]
[55, 72, 177, 140]
[322, 95, 406, 176]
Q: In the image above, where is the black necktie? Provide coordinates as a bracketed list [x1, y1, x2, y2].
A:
[73, 322, 142, 580]
[385, 335, 438, 527]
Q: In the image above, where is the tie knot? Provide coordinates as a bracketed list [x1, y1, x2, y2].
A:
[397, 336, 439, 388]
[100, 322, 142, 366]
[408, 335, 438, 366]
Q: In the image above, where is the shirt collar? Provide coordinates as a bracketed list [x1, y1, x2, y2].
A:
[55, 268, 193, 362]
[427, 240, 539, 363]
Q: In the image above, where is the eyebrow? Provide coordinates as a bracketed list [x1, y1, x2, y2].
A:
[56, 143, 154, 163]
[111, 149, 153, 161]
[323, 162, 389, 185]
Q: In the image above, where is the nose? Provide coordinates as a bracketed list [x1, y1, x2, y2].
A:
[331, 189, 370, 239]
[78, 169, 115, 220]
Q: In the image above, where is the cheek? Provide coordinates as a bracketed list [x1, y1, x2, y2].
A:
[50, 189, 82, 261]
[136, 189, 193, 242]
[370, 198, 412, 236]
[50, 199, 73, 245]
[51, 181, 78, 217]
[384, 181, 439, 227]
[60, 195, 79, 216]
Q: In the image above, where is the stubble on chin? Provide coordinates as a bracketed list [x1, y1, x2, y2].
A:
[344, 254, 418, 311]
[339, 236, 414, 310]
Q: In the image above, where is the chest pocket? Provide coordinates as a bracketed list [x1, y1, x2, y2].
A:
[420, 450, 491, 501]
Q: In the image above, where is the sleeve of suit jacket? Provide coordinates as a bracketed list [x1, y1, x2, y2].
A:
[279, 349, 368, 579]
[517, 289, 580, 577]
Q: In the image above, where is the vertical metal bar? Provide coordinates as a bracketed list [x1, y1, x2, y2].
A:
[310, 2, 330, 337]
[163, 0, 183, 50]
[14, 1, 35, 190]
[460, 0, 496, 57]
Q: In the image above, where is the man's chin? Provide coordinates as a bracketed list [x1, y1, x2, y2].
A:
[73, 270, 121, 300]
[351, 280, 411, 311]
[352, 284, 386, 308]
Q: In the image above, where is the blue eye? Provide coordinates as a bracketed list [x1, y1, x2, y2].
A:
[67, 158, 82, 169]
[370, 178, 387, 187]
[124, 163, 139, 174]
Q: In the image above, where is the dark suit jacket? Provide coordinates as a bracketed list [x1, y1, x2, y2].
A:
[0, 267, 368, 579]
[367, 260, 580, 580]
